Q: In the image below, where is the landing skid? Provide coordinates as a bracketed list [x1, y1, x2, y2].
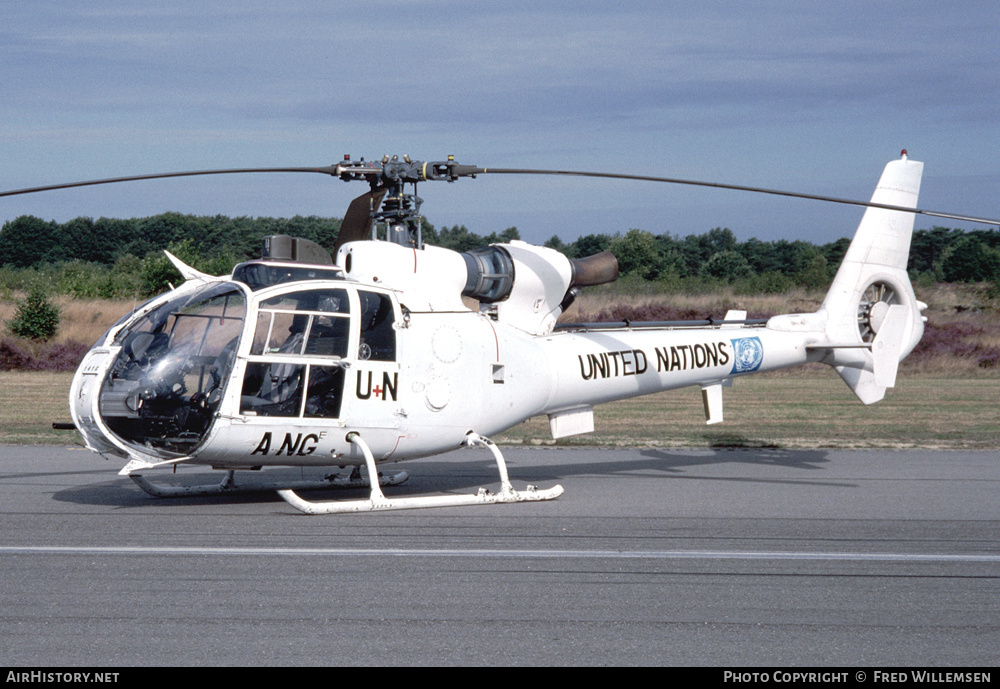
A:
[128, 467, 409, 498]
[278, 432, 564, 514]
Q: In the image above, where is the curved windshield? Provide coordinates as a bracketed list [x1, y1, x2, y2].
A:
[99, 283, 246, 456]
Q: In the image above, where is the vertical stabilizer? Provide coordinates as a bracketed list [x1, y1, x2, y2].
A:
[818, 153, 926, 403]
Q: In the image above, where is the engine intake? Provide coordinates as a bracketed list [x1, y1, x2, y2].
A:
[461, 246, 515, 303]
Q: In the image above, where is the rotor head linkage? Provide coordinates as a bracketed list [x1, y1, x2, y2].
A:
[334, 154, 483, 187]
[333, 156, 485, 248]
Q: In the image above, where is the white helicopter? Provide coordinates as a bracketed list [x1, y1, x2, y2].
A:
[4, 151, 995, 514]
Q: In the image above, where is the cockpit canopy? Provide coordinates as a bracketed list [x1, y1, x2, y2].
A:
[99, 282, 246, 455]
[96, 277, 398, 458]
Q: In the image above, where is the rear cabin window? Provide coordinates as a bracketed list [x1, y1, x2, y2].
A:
[357, 290, 396, 361]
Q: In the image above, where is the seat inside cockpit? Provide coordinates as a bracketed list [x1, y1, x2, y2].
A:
[239, 287, 352, 419]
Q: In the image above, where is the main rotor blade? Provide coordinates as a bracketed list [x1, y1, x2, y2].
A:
[478, 167, 1000, 227]
[0, 166, 342, 198]
[5, 158, 997, 228]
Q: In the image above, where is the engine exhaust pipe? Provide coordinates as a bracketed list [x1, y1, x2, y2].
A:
[570, 251, 619, 288]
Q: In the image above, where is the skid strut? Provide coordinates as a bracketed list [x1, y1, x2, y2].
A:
[278, 432, 564, 514]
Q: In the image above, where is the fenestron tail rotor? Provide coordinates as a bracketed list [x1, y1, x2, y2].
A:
[857, 281, 899, 343]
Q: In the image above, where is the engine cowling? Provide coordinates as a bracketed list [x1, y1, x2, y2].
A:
[336, 239, 618, 335]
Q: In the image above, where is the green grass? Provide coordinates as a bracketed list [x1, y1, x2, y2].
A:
[2, 370, 998, 449]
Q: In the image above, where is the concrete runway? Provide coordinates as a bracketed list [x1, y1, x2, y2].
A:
[1, 444, 998, 667]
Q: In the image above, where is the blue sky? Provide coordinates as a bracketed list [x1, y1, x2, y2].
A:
[2, 1, 997, 246]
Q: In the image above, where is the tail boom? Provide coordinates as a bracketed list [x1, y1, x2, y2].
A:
[529, 154, 928, 437]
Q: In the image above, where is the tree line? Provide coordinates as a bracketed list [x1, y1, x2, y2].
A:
[1, 213, 998, 300]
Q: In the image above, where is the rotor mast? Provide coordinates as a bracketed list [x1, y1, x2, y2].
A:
[334, 154, 486, 249]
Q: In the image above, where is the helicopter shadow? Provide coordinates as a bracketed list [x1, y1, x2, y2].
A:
[384, 443, 852, 492]
[51, 444, 848, 509]
[51, 477, 290, 509]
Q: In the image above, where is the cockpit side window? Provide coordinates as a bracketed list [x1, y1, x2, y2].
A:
[357, 290, 396, 361]
[250, 289, 349, 357]
[240, 288, 351, 418]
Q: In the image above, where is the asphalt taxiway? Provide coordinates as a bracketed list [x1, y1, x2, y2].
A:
[1, 444, 997, 666]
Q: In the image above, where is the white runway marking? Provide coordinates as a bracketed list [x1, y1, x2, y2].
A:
[3, 546, 999, 562]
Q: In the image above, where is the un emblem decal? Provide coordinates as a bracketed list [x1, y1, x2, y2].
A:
[730, 337, 764, 373]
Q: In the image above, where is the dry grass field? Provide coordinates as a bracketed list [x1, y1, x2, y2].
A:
[0, 295, 140, 347]
[1, 285, 998, 448]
